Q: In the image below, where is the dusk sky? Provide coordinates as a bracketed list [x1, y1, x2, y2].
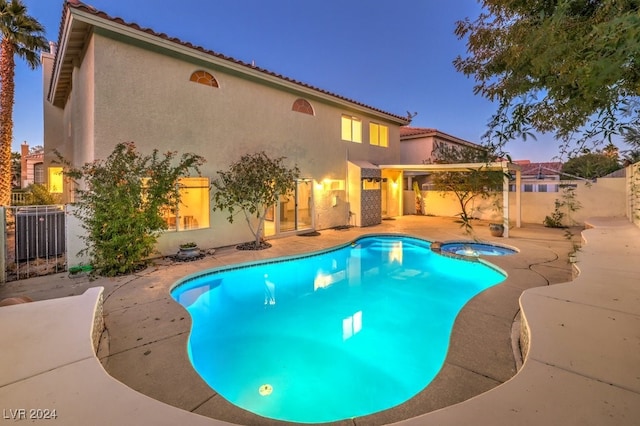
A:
[14, 0, 605, 161]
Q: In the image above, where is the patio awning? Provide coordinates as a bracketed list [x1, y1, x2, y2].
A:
[379, 161, 522, 237]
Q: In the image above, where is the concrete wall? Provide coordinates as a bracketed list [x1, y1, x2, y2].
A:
[403, 177, 628, 226]
[627, 162, 640, 228]
[65, 205, 88, 267]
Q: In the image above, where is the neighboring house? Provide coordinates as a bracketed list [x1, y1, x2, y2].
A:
[19, 143, 44, 188]
[399, 127, 485, 189]
[43, 1, 410, 253]
[512, 160, 563, 192]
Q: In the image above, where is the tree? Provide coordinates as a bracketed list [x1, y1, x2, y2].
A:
[454, 1, 640, 154]
[62, 142, 205, 276]
[0, 0, 47, 205]
[430, 143, 505, 234]
[212, 151, 300, 249]
[561, 151, 621, 179]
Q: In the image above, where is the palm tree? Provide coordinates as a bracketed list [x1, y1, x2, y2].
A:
[0, 0, 46, 206]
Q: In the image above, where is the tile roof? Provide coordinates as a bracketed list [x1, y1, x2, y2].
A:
[55, 1, 410, 124]
[399, 127, 438, 137]
[515, 161, 563, 176]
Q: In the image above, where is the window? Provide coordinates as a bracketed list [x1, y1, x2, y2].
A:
[163, 177, 210, 231]
[189, 70, 219, 88]
[48, 167, 63, 193]
[341, 115, 362, 143]
[369, 123, 388, 147]
[538, 184, 548, 192]
[34, 163, 44, 184]
[292, 98, 314, 115]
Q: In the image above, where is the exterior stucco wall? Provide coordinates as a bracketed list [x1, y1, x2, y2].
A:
[42, 52, 65, 187]
[70, 32, 404, 251]
[72, 37, 96, 170]
[400, 137, 435, 164]
[91, 33, 399, 173]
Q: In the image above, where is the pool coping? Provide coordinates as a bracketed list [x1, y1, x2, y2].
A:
[2, 216, 638, 425]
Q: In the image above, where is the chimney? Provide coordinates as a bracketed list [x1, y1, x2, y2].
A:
[21, 142, 29, 188]
[48, 41, 57, 56]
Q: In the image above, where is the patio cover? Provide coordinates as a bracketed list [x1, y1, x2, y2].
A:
[380, 161, 522, 237]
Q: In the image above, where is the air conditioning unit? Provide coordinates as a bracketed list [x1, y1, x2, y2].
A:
[15, 206, 66, 262]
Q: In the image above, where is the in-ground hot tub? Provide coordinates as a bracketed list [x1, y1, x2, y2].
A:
[434, 241, 518, 257]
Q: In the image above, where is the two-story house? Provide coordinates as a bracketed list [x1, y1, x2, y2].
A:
[43, 1, 410, 254]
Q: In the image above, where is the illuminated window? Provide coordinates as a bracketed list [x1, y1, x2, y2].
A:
[292, 98, 314, 115]
[164, 177, 210, 231]
[48, 167, 64, 194]
[369, 123, 388, 147]
[341, 115, 362, 143]
[189, 70, 219, 88]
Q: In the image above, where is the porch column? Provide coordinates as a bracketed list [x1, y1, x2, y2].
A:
[502, 162, 510, 238]
[515, 168, 522, 228]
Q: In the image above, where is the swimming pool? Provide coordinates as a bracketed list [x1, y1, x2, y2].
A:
[171, 235, 506, 423]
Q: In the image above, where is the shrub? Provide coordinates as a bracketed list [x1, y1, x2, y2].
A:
[61, 142, 204, 276]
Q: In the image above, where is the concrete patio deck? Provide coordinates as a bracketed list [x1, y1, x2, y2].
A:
[1, 215, 638, 425]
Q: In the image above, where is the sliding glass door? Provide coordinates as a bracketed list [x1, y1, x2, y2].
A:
[265, 179, 313, 237]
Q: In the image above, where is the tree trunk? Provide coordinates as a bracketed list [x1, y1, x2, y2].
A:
[0, 40, 15, 206]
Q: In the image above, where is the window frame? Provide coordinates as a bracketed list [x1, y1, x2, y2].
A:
[341, 115, 362, 143]
[369, 122, 388, 147]
[292, 98, 315, 115]
[189, 70, 219, 88]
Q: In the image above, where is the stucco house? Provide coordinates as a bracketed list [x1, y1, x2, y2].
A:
[43, 1, 410, 254]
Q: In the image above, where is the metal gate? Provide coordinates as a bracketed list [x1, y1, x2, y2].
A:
[1, 205, 67, 283]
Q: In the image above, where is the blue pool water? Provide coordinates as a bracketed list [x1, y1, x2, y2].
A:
[171, 235, 506, 423]
[439, 242, 518, 257]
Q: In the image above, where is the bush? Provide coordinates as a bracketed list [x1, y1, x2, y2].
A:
[62, 142, 204, 276]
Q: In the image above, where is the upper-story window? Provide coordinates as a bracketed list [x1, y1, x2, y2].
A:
[189, 70, 219, 88]
[369, 123, 388, 147]
[341, 115, 362, 143]
[292, 98, 314, 115]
